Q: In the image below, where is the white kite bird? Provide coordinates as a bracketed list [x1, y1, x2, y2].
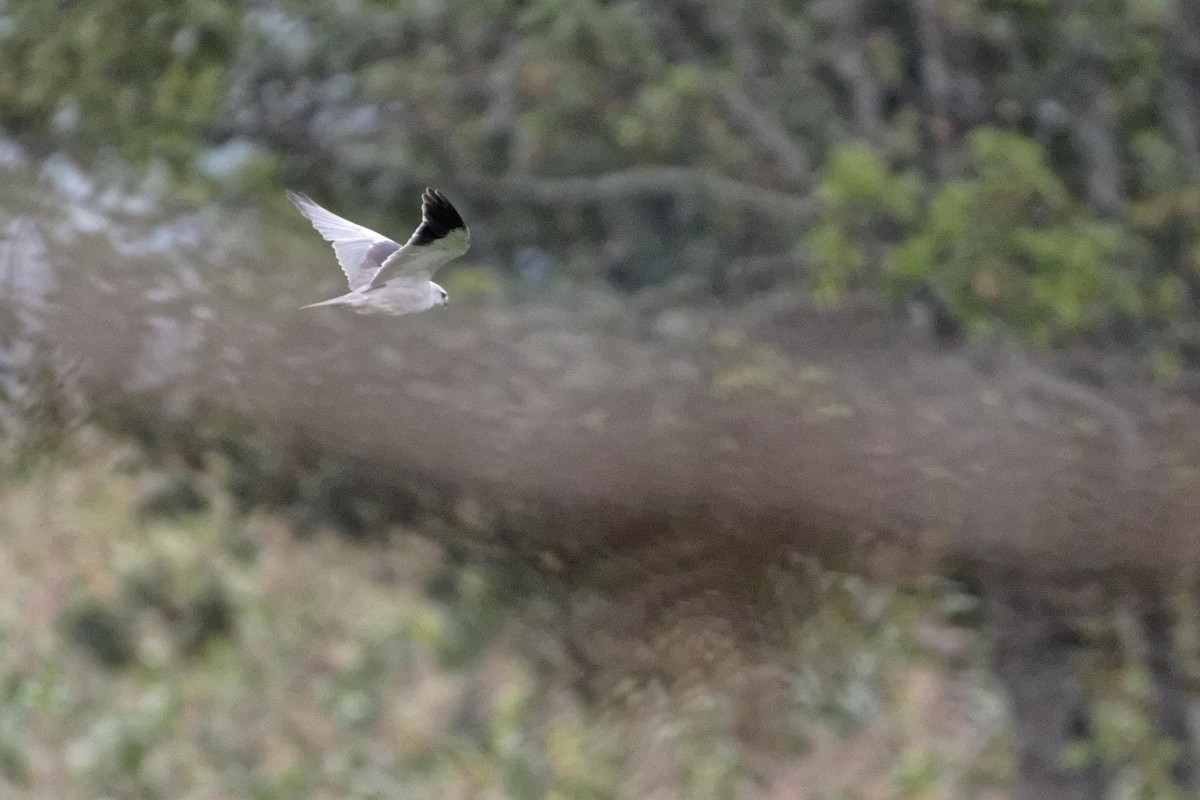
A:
[289, 187, 470, 315]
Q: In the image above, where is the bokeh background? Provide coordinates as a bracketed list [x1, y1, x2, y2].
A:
[4, 1, 1200, 798]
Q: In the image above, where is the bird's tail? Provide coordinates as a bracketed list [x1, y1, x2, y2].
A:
[300, 294, 354, 310]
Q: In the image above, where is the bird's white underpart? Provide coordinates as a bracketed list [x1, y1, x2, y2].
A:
[289, 187, 470, 315]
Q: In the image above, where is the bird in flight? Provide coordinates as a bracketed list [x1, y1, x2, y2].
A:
[288, 187, 470, 315]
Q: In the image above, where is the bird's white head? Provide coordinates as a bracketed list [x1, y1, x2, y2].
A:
[430, 281, 448, 307]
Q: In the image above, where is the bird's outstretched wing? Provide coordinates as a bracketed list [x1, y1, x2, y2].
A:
[367, 188, 470, 288]
[287, 190, 400, 291]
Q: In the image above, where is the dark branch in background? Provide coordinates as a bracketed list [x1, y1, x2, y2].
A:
[479, 38, 524, 172]
[1063, 0, 1124, 218]
[692, 0, 762, 79]
[1166, 5, 1200, 173]
[648, 2, 814, 189]
[457, 168, 813, 221]
[1072, 72, 1124, 218]
[692, 79, 814, 187]
[914, 0, 954, 179]
[829, 0, 885, 145]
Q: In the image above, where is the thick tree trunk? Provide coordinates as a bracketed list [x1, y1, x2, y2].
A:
[1139, 592, 1197, 790]
[983, 574, 1108, 800]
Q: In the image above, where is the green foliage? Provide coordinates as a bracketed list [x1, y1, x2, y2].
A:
[7, 430, 1194, 799]
[788, 572, 1013, 796]
[805, 143, 920, 306]
[1070, 602, 1196, 800]
[137, 474, 210, 520]
[61, 593, 137, 669]
[790, 572, 934, 742]
[66, 517, 241, 664]
[671, 695, 748, 800]
[441, 264, 513, 306]
[455, 676, 628, 800]
[6, 0, 1200, 330]
[811, 130, 1146, 343]
[0, 436, 637, 799]
[0, 0, 238, 168]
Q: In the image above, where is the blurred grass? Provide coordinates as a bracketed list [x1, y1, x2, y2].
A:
[0, 428, 634, 799]
[15, 423, 1192, 799]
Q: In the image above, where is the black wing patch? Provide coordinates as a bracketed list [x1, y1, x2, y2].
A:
[409, 188, 466, 246]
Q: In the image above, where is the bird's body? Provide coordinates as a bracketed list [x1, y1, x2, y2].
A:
[288, 187, 470, 315]
[299, 279, 446, 314]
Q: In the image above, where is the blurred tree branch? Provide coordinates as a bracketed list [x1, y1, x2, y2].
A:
[913, 0, 954, 178]
[828, 0, 885, 145]
[1166, 5, 1200, 173]
[648, 2, 814, 188]
[458, 167, 813, 220]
